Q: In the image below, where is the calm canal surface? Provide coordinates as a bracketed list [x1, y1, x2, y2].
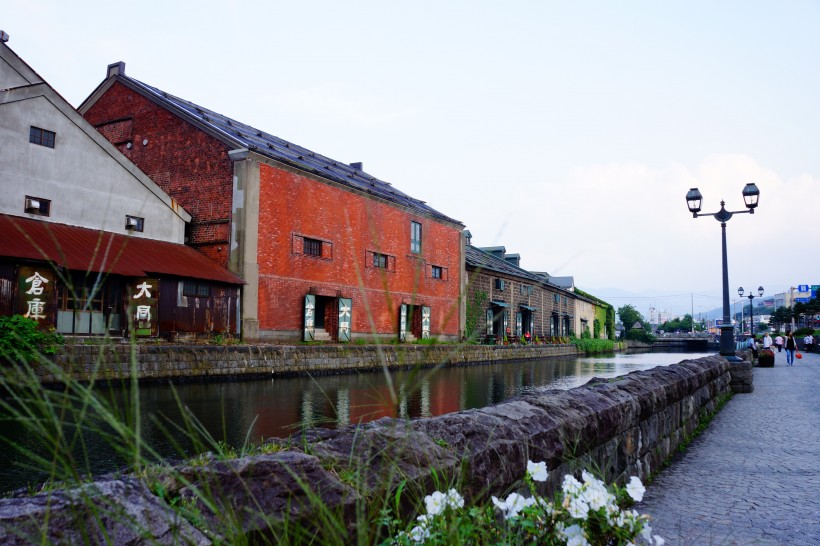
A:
[1, 350, 712, 492]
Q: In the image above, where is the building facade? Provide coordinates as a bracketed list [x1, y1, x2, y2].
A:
[0, 40, 243, 339]
[465, 244, 575, 341]
[80, 63, 464, 342]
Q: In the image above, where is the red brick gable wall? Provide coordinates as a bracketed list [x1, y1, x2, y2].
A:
[257, 164, 462, 337]
[82, 82, 234, 268]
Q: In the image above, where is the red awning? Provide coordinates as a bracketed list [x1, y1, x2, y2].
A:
[0, 214, 244, 285]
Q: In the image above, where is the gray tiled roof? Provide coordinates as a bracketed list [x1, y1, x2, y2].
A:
[119, 76, 462, 226]
[466, 245, 549, 285]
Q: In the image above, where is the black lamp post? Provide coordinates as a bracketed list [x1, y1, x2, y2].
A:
[686, 183, 760, 361]
[738, 286, 764, 338]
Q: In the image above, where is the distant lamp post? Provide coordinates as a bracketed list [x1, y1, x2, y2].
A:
[738, 286, 764, 338]
[686, 183, 760, 361]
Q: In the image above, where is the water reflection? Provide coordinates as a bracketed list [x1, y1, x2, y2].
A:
[1, 351, 711, 492]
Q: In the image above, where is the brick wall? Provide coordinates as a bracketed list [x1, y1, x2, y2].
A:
[257, 164, 462, 339]
[467, 268, 573, 338]
[82, 82, 234, 268]
[83, 82, 463, 341]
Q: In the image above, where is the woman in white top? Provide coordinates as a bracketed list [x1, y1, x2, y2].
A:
[763, 333, 773, 350]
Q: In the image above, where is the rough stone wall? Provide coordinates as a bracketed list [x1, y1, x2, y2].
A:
[40, 343, 580, 383]
[1, 356, 733, 544]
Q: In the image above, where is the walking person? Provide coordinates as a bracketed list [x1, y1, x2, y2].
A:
[762, 332, 773, 351]
[784, 331, 797, 365]
[774, 333, 784, 353]
[804, 333, 814, 354]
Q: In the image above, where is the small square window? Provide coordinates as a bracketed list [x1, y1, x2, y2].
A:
[373, 252, 388, 268]
[30, 126, 56, 148]
[24, 195, 50, 216]
[125, 215, 144, 232]
[303, 237, 322, 257]
[431, 265, 443, 279]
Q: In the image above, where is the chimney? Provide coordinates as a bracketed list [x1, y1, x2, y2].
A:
[464, 230, 472, 246]
[107, 61, 125, 78]
[349, 162, 363, 171]
[0, 31, 9, 43]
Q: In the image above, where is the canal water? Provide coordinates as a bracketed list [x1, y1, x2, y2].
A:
[1, 350, 712, 493]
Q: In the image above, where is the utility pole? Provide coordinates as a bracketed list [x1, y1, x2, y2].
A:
[790, 286, 796, 333]
[691, 293, 695, 334]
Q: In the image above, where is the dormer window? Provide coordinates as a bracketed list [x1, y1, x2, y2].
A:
[125, 215, 144, 232]
[24, 196, 50, 216]
[29, 127, 56, 148]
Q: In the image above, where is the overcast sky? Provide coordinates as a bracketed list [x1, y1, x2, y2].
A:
[5, 1, 819, 318]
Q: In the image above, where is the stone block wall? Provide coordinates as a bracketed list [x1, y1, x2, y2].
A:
[40, 342, 580, 383]
[3, 355, 733, 543]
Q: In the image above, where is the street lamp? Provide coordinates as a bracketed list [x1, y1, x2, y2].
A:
[686, 183, 760, 361]
[738, 285, 764, 338]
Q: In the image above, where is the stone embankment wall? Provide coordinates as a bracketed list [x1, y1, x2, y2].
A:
[1, 355, 735, 544]
[40, 342, 583, 383]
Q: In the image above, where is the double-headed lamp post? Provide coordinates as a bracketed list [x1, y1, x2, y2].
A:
[738, 286, 764, 338]
[686, 183, 760, 361]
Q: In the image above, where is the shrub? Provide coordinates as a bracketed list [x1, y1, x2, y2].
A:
[0, 314, 64, 364]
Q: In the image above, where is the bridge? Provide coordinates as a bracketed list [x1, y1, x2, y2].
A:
[652, 335, 718, 351]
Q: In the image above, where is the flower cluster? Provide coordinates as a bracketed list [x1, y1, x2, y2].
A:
[385, 461, 662, 545]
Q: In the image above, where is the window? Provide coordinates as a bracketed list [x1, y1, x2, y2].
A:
[367, 251, 395, 271]
[373, 252, 388, 268]
[431, 265, 443, 279]
[183, 280, 210, 297]
[303, 237, 322, 257]
[125, 215, 144, 232]
[30, 126, 56, 148]
[24, 196, 50, 216]
[410, 221, 422, 253]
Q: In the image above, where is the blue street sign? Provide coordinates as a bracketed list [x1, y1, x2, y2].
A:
[795, 298, 810, 304]
[798, 284, 810, 292]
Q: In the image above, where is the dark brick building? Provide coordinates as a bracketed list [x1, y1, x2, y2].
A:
[465, 243, 576, 342]
[80, 63, 464, 342]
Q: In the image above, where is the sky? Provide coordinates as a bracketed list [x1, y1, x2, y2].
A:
[4, 1, 819, 318]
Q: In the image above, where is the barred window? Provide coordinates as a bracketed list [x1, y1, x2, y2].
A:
[183, 280, 210, 297]
[373, 252, 388, 268]
[431, 266, 443, 279]
[304, 237, 322, 257]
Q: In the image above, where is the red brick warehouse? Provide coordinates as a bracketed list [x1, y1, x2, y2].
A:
[81, 63, 465, 342]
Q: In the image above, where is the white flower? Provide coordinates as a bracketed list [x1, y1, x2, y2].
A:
[567, 496, 590, 519]
[562, 523, 591, 546]
[492, 492, 535, 519]
[445, 488, 464, 509]
[581, 470, 598, 485]
[641, 523, 653, 543]
[415, 514, 434, 527]
[424, 491, 447, 516]
[408, 525, 430, 543]
[527, 460, 548, 482]
[626, 476, 646, 502]
[582, 482, 610, 511]
[562, 474, 583, 496]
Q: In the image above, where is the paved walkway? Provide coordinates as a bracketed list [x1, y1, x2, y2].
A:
[638, 349, 820, 545]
